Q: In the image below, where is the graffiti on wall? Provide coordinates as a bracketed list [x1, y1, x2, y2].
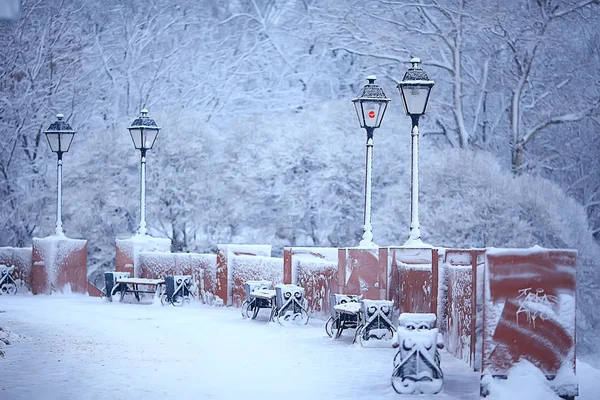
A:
[515, 287, 558, 328]
[483, 249, 576, 380]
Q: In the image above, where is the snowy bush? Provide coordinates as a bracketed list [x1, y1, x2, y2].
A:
[377, 149, 600, 355]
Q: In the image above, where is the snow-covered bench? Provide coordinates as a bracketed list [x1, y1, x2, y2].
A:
[103, 271, 131, 301]
[161, 275, 194, 306]
[241, 280, 275, 320]
[326, 297, 395, 345]
[325, 294, 362, 339]
[241, 281, 309, 324]
[0, 265, 17, 295]
[112, 277, 165, 302]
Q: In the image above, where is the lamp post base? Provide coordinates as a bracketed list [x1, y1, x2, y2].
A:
[402, 237, 433, 248]
[358, 239, 379, 248]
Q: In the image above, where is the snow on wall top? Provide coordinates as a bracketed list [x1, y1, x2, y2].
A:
[117, 235, 171, 276]
[296, 259, 337, 272]
[232, 255, 282, 276]
[219, 244, 272, 258]
[485, 245, 576, 257]
[175, 253, 217, 269]
[0, 247, 32, 271]
[390, 247, 433, 264]
[396, 261, 432, 270]
[117, 235, 171, 256]
[286, 247, 338, 262]
[33, 235, 86, 248]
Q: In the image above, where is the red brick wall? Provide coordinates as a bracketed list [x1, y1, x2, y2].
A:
[338, 247, 388, 300]
[283, 247, 339, 315]
[215, 244, 272, 306]
[388, 247, 437, 314]
[138, 252, 217, 304]
[31, 237, 87, 294]
[482, 248, 577, 389]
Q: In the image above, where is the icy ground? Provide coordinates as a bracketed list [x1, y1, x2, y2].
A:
[0, 295, 599, 400]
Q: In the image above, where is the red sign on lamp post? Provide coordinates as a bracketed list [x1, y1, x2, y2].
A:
[368, 111, 376, 119]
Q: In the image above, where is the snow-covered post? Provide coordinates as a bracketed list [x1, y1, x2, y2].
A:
[139, 149, 147, 235]
[397, 59, 434, 246]
[56, 153, 64, 235]
[127, 109, 160, 236]
[44, 114, 76, 236]
[351, 76, 390, 248]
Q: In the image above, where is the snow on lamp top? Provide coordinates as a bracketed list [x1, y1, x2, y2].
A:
[128, 108, 161, 151]
[352, 75, 391, 129]
[44, 113, 76, 153]
[397, 58, 435, 116]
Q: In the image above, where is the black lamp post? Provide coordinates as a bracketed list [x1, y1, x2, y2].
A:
[127, 109, 160, 236]
[44, 114, 76, 236]
[352, 75, 391, 247]
[396, 58, 434, 245]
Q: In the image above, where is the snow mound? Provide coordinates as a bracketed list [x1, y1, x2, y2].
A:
[0, 326, 24, 357]
[485, 360, 561, 399]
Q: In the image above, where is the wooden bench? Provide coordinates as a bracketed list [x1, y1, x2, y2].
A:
[112, 277, 165, 302]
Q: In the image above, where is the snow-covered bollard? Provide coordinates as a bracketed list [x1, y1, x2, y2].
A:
[356, 299, 395, 345]
[275, 284, 309, 325]
[162, 275, 194, 306]
[103, 271, 131, 301]
[0, 265, 17, 295]
[391, 313, 444, 395]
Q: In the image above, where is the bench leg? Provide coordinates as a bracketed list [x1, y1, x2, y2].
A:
[269, 304, 277, 323]
[119, 285, 127, 302]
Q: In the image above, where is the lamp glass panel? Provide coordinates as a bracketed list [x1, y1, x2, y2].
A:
[401, 85, 431, 115]
[60, 133, 75, 152]
[362, 100, 380, 128]
[375, 101, 388, 127]
[45, 132, 60, 152]
[354, 101, 365, 128]
[143, 128, 159, 149]
[129, 128, 142, 149]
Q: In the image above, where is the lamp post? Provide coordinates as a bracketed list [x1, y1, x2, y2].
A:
[127, 109, 160, 236]
[396, 58, 434, 245]
[352, 76, 391, 247]
[44, 114, 76, 236]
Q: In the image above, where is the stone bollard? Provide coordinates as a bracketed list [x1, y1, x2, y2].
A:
[391, 313, 444, 394]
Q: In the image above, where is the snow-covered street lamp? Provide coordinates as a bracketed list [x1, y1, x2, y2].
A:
[128, 109, 160, 236]
[44, 114, 76, 236]
[352, 76, 391, 247]
[397, 58, 434, 246]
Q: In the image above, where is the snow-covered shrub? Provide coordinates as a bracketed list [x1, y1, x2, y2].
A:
[377, 148, 600, 355]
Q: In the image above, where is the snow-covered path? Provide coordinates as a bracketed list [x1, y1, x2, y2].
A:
[0, 295, 481, 400]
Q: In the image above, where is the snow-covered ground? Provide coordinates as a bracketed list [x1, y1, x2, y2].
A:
[0, 294, 598, 400]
